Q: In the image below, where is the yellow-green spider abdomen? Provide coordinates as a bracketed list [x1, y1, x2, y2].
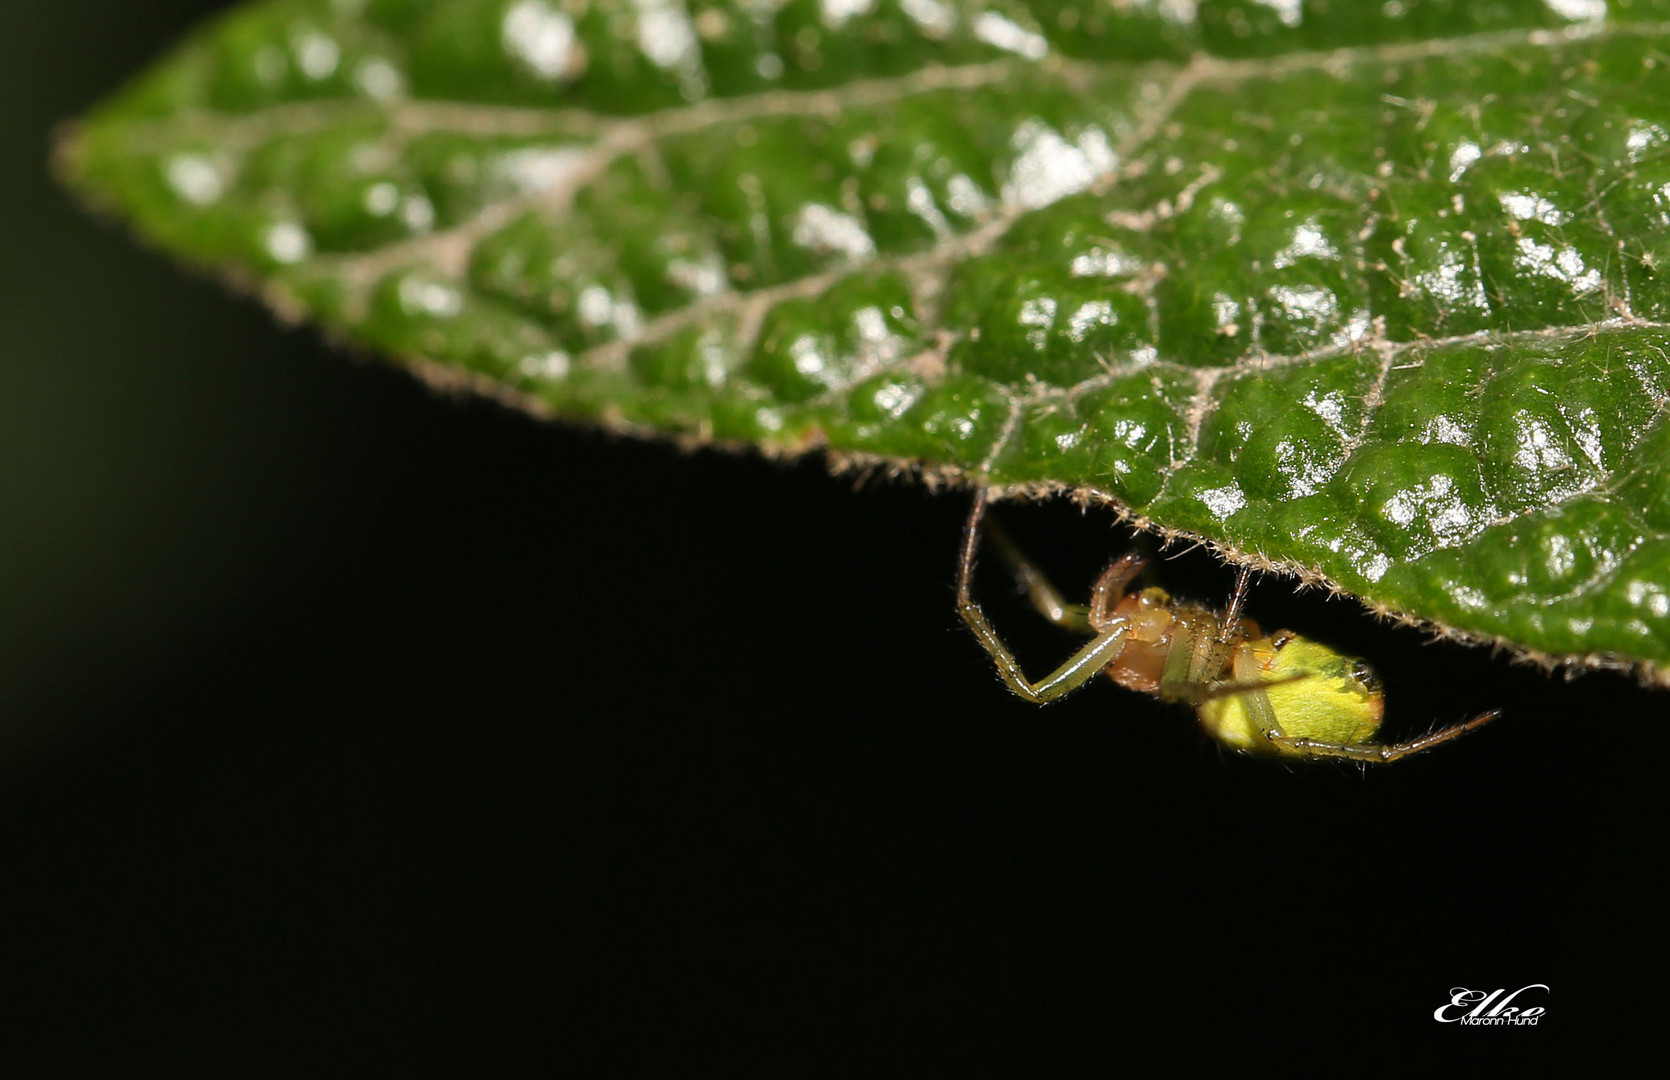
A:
[1198, 634, 1386, 756]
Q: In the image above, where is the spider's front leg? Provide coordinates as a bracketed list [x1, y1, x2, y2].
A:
[957, 491, 1130, 705]
[983, 518, 1094, 632]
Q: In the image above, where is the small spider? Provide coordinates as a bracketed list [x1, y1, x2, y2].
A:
[956, 491, 1498, 763]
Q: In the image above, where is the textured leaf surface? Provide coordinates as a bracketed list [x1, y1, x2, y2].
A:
[61, 0, 1670, 680]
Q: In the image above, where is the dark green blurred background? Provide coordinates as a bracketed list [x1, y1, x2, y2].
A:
[1, 2, 1654, 1071]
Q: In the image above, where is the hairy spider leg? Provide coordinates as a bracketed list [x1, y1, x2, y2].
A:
[1087, 555, 1149, 632]
[1264, 709, 1501, 763]
[1220, 564, 1254, 647]
[1158, 562, 1258, 705]
[984, 518, 1096, 632]
[957, 490, 1129, 704]
[962, 493, 1257, 709]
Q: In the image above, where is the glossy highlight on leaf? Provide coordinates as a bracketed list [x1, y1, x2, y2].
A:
[59, 0, 1670, 682]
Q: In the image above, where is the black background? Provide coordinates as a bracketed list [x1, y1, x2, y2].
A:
[2, 2, 1653, 1073]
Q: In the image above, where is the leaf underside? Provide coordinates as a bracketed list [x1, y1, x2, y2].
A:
[61, 0, 1670, 683]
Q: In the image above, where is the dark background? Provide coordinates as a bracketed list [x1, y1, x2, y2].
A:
[2, 2, 1652, 1073]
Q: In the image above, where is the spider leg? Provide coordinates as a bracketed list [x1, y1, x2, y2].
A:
[1219, 563, 1255, 644]
[1088, 554, 1148, 632]
[1168, 671, 1311, 707]
[1181, 563, 1256, 695]
[1264, 709, 1500, 763]
[1151, 621, 1271, 702]
[958, 490, 1131, 704]
[983, 518, 1094, 632]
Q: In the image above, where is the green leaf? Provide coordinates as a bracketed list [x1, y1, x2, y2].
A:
[59, 0, 1670, 682]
